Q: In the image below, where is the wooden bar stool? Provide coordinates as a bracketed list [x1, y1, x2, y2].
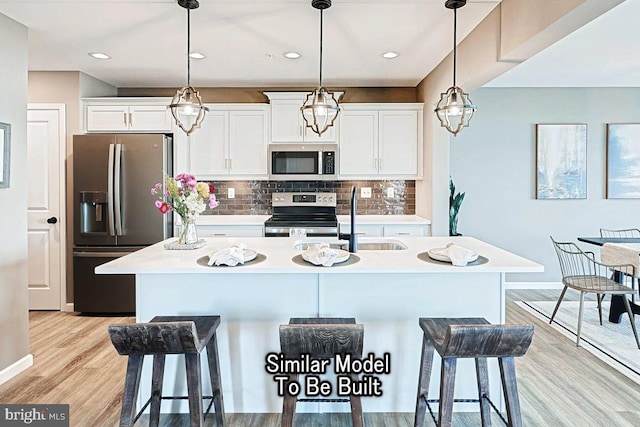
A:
[108, 315, 225, 427]
[279, 317, 364, 427]
[414, 318, 534, 427]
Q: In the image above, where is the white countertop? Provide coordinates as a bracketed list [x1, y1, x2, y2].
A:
[337, 214, 430, 225]
[96, 236, 542, 275]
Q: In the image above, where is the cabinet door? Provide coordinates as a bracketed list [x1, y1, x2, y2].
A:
[303, 111, 338, 142]
[189, 111, 228, 178]
[228, 110, 268, 176]
[271, 100, 304, 142]
[269, 94, 338, 142]
[303, 122, 337, 142]
[86, 105, 129, 132]
[129, 105, 172, 132]
[339, 110, 378, 175]
[379, 110, 418, 175]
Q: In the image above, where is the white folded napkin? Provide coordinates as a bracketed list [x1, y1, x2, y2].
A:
[446, 244, 476, 266]
[303, 243, 341, 267]
[208, 243, 247, 266]
[430, 243, 476, 266]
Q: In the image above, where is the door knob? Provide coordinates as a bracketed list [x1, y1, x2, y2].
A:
[47, 217, 58, 224]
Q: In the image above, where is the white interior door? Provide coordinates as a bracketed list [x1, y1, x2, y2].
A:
[27, 104, 66, 310]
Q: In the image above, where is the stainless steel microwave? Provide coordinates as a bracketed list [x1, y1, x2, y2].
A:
[268, 143, 338, 181]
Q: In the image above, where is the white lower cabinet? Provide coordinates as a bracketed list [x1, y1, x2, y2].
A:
[383, 224, 427, 237]
[197, 225, 264, 237]
[340, 223, 429, 237]
[353, 225, 384, 237]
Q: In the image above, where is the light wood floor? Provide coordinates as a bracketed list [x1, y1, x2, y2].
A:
[1, 290, 639, 426]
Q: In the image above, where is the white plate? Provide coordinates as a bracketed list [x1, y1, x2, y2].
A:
[427, 248, 479, 263]
[242, 249, 258, 262]
[302, 248, 350, 265]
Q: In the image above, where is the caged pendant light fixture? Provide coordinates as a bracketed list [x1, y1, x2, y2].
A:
[434, 0, 476, 137]
[301, 0, 340, 136]
[169, 0, 209, 136]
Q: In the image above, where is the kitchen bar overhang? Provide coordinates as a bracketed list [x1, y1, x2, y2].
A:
[96, 235, 542, 414]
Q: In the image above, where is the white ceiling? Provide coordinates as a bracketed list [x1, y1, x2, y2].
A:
[486, 0, 640, 87]
[0, 0, 500, 88]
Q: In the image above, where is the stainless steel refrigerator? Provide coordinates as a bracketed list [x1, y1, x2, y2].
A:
[72, 134, 173, 313]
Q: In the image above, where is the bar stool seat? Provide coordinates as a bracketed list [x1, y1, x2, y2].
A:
[414, 317, 534, 427]
[279, 317, 364, 427]
[109, 315, 225, 427]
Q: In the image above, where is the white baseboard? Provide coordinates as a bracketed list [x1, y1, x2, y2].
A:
[0, 354, 33, 386]
[63, 303, 74, 312]
[505, 281, 563, 290]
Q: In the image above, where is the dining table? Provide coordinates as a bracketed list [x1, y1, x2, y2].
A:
[577, 236, 640, 323]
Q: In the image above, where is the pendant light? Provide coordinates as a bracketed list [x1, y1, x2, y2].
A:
[435, 0, 476, 137]
[301, 0, 340, 136]
[169, 0, 209, 136]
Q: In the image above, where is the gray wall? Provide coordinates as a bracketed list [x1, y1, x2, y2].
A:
[29, 71, 116, 304]
[451, 87, 640, 282]
[0, 13, 29, 374]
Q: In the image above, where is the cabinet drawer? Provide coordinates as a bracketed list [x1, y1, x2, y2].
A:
[197, 225, 264, 237]
[383, 225, 426, 237]
[352, 225, 384, 237]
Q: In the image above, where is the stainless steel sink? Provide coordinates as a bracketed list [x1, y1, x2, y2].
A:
[293, 239, 407, 251]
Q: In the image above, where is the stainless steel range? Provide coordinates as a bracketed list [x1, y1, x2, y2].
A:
[264, 192, 338, 237]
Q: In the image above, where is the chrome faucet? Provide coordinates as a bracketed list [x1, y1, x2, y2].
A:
[338, 186, 358, 253]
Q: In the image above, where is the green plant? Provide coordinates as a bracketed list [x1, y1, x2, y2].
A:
[449, 177, 465, 236]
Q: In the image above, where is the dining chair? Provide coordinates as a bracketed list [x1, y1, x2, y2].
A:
[550, 237, 640, 348]
[600, 228, 640, 303]
[600, 228, 640, 238]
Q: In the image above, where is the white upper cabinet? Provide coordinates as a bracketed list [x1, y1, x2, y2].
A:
[83, 98, 173, 133]
[228, 110, 269, 175]
[339, 110, 378, 175]
[265, 92, 342, 143]
[378, 110, 420, 175]
[189, 110, 227, 177]
[339, 103, 423, 179]
[182, 104, 269, 180]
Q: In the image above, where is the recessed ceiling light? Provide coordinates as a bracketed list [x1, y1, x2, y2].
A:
[382, 51, 399, 59]
[283, 51, 301, 59]
[189, 52, 206, 59]
[89, 52, 111, 60]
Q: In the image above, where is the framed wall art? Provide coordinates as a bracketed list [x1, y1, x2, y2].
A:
[0, 122, 10, 189]
[607, 123, 640, 199]
[536, 123, 587, 199]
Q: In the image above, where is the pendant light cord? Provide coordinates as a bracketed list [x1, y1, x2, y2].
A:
[453, 7, 457, 87]
[319, 9, 324, 88]
[187, 7, 191, 87]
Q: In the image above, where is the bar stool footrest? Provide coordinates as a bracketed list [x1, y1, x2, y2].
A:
[424, 394, 508, 426]
[133, 393, 219, 424]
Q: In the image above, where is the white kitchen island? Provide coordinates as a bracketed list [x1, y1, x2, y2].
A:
[96, 236, 542, 415]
